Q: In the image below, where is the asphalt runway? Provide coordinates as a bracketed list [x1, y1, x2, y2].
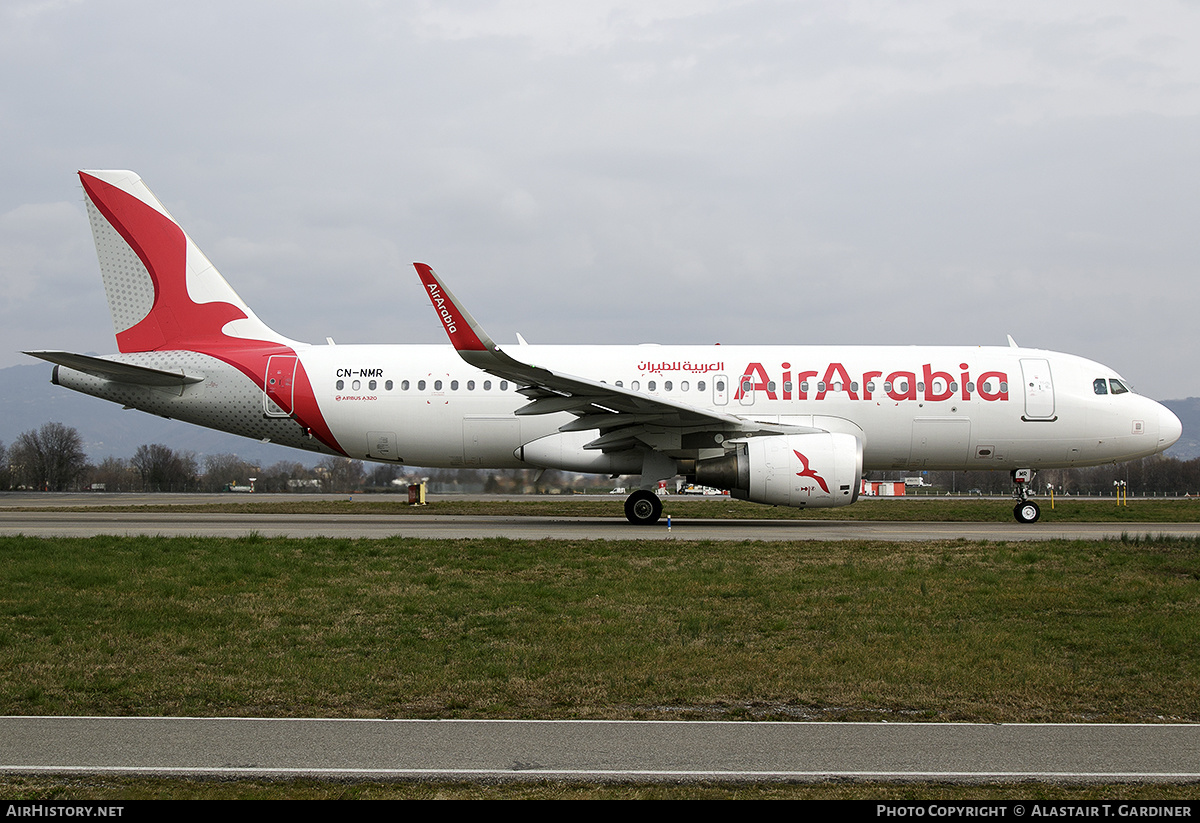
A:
[1, 508, 1198, 541]
[3, 717, 1199, 782]
[4, 492, 1195, 541]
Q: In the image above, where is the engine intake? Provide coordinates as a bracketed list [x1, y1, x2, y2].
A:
[687, 432, 862, 508]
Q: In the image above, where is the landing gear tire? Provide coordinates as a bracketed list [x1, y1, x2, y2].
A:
[1014, 501, 1041, 524]
[625, 490, 663, 525]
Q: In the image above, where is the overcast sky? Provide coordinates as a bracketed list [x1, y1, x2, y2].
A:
[3, 1, 1198, 399]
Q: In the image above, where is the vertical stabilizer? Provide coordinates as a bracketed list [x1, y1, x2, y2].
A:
[79, 170, 296, 353]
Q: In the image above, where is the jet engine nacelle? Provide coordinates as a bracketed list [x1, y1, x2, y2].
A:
[688, 432, 862, 508]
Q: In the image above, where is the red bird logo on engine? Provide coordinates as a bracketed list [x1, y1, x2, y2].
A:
[794, 450, 830, 494]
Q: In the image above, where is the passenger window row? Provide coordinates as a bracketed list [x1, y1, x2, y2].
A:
[334, 378, 512, 392]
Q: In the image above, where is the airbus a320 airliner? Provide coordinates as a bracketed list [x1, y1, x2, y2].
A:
[26, 170, 1182, 523]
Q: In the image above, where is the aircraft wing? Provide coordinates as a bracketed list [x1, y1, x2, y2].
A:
[414, 264, 818, 454]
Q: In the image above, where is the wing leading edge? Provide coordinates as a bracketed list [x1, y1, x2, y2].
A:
[412, 263, 818, 456]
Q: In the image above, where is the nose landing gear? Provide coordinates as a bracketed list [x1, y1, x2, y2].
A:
[1011, 468, 1040, 523]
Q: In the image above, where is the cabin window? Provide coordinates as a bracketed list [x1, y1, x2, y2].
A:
[500, 381, 509, 391]
[648, 380, 657, 391]
[615, 380, 623, 387]
[369, 380, 377, 390]
[698, 381, 706, 391]
[434, 380, 442, 390]
[817, 382, 826, 392]
[450, 380, 459, 390]
[664, 381, 672, 391]
[966, 381, 974, 393]
[352, 379, 361, 390]
[768, 381, 776, 393]
[467, 380, 475, 390]
[1094, 378, 1108, 395]
[784, 381, 793, 393]
[385, 380, 393, 391]
[681, 381, 689, 391]
[484, 380, 492, 390]
[1110, 379, 1129, 395]
[632, 381, 640, 391]
[336, 379, 344, 390]
[742, 380, 752, 392]
[401, 380, 409, 390]
[418, 380, 426, 390]
[801, 381, 809, 392]
[866, 381, 875, 392]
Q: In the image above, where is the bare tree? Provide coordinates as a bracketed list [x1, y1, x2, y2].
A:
[200, 453, 259, 492]
[9, 423, 88, 491]
[256, 460, 318, 493]
[131, 444, 198, 492]
[317, 456, 365, 493]
[87, 456, 133, 492]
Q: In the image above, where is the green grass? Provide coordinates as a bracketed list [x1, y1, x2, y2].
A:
[3, 533, 1200, 723]
[29, 495, 1200, 521]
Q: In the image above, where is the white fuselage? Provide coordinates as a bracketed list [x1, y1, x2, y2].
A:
[57, 341, 1170, 475]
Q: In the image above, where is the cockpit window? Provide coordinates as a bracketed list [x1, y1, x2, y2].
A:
[1093, 378, 1108, 395]
[1109, 379, 1129, 395]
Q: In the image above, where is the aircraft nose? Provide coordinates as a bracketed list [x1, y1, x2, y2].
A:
[1158, 403, 1183, 452]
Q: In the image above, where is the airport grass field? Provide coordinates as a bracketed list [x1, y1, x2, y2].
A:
[4, 499, 1200, 798]
[3, 531, 1198, 722]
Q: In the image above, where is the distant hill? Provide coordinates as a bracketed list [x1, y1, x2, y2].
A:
[1161, 398, 1200, 461]
[0, 361, 322, 467]
[2, 361, 1195, 466]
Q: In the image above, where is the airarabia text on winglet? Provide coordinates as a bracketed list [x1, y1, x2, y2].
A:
[425, 284, 457, 334]
[714, 361, 1011, 403]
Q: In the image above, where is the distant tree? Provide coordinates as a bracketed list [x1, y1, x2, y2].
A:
[9, 423, 88, 491]
[256, 460, 317, 493]
[0, 440, 8, 490]
[366, 462, 403, 490]
[131, 444, 198, 492]
[317, 456, 365, 493]
[87, 456, 133, 492]
[200, 453, 259, 492]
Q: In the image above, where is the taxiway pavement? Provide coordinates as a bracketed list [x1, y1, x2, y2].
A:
[3, 717, 1198, 782]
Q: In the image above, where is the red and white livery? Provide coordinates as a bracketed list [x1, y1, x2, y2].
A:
[27, 170, 1182, 524]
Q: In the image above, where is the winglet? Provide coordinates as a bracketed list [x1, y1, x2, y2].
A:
[413, 263, 492, 352]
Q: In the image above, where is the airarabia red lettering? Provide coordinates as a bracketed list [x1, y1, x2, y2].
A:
[729, 362, 1009, 403]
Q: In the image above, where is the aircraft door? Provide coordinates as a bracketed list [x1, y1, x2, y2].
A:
[1020, 358, 1056, 420]
[263, 355, 298, 417]
[713, 375, 728, 406]
[738, 373, 754, 406]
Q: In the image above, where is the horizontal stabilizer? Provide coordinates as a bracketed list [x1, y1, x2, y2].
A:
[24, 351, 205, 387]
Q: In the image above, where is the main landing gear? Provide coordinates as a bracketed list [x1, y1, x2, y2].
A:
[624, 489, 663, 525]
[1011, 468, 1040, 524]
